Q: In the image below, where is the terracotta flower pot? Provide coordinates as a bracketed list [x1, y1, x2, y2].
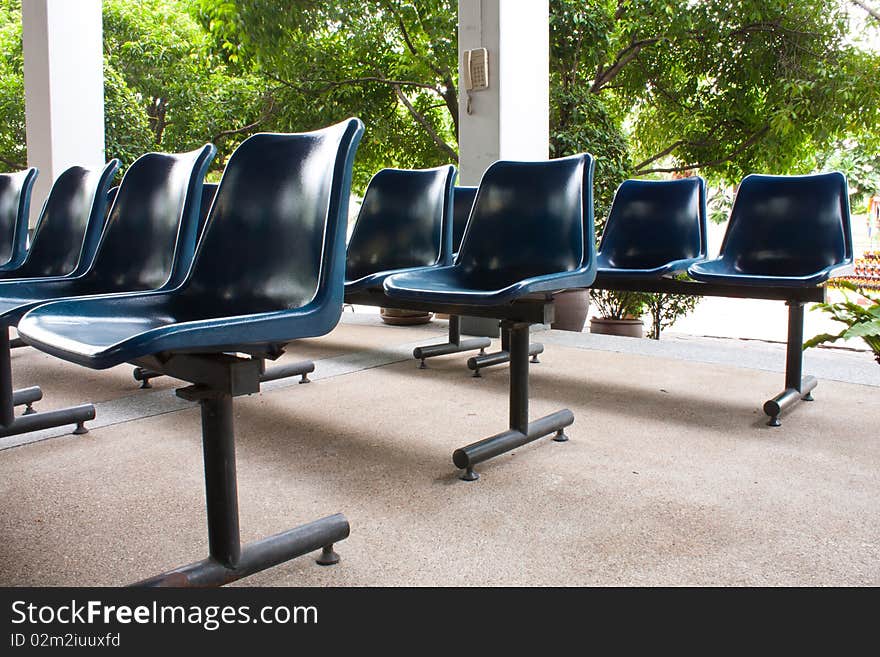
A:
[551, 289, 590, 332]
[380, 307, 433, 325]
[589, 317, 644, 338]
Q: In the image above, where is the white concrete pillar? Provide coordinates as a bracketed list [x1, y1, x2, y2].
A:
[22, 0, 105, 226]
[457, 0, 549, 185]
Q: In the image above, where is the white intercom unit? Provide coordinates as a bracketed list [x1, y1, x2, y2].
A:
[463, 48, 489, 91]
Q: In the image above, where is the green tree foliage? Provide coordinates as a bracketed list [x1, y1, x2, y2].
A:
[0, 0, 26, 170]
[196, 0, 459, 190]
[0, 0, 268, 173]
[104, 0, 269, 171]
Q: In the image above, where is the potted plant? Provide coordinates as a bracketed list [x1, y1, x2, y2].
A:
[643, 277, 703, 340]
[804, 281, 880, 364]
[589, 289, 649, 337]
[551, 288, 591, 331]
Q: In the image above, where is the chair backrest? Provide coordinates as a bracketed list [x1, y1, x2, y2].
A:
[346, 165, 456, 282]
[82, 144, 215, 292]
[456, 154, 595, 286]
[198, 183, 218, 238]
[0, 168, 38, 267]
[719, 172, 853, 276]
[452, 185, 477, 255]
[185, 119, 365, 316]
[105, 186, 119, 220]
[11, 161, 119, 279]
[597, 177, 707, 271]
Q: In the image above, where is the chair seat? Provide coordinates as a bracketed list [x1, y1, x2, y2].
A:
[687, 258, 848, 288]
[383, 264, 593, 307]
[17, 292, 337, 370]
[595, 255, 704, 281]
[345, 265, 446, 295]
[0, 278, 108, 324]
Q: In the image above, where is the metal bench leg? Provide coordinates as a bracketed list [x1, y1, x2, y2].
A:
[763, 301, 817, 427]
[0, 327, 94, 438]
[134, 386, 349, 587]
[412, 315, 491, 369]
[453, 321, 572, 481]
[467, 323, 543, 377]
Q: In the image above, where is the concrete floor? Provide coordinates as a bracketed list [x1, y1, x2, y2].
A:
[0, 313, 877, 586]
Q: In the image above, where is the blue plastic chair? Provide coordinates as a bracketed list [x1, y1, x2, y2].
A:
[0, 144, 215, 441]
[596, 177, 707, 279]
[688, 171, 854, 426]
[385, 156, 596, 305]
[688, 172, 852, 287]
[18, 118, 364, 586]
[384, 154, 597, 480]
[0, 161, 119, 281]
[345, 165, 456, 294]
[0, 168, 38, 272]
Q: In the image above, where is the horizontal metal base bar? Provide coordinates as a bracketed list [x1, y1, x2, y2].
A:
[0, 403, 94, 437]
[763, 376, 818, 426]
[9, 337, 25, 349]
[133, 513, 350, 587]
[12, 386, 42, 408]
[467, 343, 544, 373]
[132, 367, 161, 389]
[346, 290, 554, 325]
[135, 359, 316, 389]
[413, 337, 491, 360]
[260, 360, 314, 384]
[592, 277, 825, 303]
[453, 409, 574, 474]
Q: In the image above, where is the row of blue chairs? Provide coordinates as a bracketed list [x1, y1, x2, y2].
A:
[344, 165, 852, 427]
[0, 117, 852, 585]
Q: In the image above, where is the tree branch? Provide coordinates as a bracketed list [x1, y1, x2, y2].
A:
[0, 154, 26, 170]
[633, 140, 687, 171]
[392, 84, 458, 161]
[851, 0, 880, 21]
[591, 38, 659, 93]
[634, 126, 769, 175]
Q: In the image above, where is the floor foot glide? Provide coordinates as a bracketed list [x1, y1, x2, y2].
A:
[460, 467, 479, 482]
[315, 544, 340, 566]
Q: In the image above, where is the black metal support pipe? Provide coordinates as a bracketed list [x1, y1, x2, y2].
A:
[9, 337, 25, 349]
[0, 404, 95, 437]
[134, 514, 350, 587]
[509, 323, 529, 433]
[467, 343, 543, 377]
[412, 315, 491, 368]
[260, 360, 314, 384]
[763, 301, 817, 427]
[135, 359, 316, 388]
[453, 322, 573, 481]
[453, 411, 575, 481]
[0, 327, 91, 436]
[12, 386, 42, 409]
[132, 367, 161, 389]
[0, 327, 16, 426]
[449, 314, 461, 343]
[201, 393, 241, 568]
